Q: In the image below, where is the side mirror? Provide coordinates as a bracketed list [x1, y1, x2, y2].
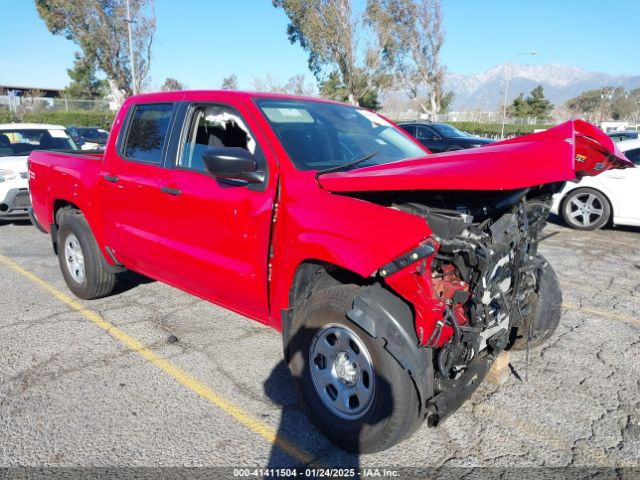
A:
[202, 147, 264, 183]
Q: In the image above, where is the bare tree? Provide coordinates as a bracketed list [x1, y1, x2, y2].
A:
[221, 75, 239, 90]
[273, 0, 385, 105]
[160, 78, 186, 91]
[251, 75, 287, 93]
[285, 74, 317, 96]
[24, 89, 47, 112]
[367, 0, 445, 117]
[36, 0, 156, 103]
[251, 74, 317, 96]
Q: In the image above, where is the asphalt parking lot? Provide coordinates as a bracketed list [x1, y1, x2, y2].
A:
[1, 217, 639, 474]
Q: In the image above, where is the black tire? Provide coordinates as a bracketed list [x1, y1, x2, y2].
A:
[287, 284, 422, 453]
[509, 259, 562, 350]
[57, 212, 116, 300]
[561, 188, 611, 230]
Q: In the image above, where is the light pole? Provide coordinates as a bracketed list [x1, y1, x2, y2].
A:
[125, 0, 137, 95]
[599, 89, 613, 125]
[500, 50, 537, 139]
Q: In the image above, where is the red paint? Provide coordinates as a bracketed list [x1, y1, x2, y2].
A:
[27, 91, 632, 345]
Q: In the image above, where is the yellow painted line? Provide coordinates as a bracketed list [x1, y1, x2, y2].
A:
[563, 302, 640, 326]
[0, 254, 313, 465]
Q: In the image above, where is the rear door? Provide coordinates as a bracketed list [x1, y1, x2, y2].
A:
[100, 102, 177, 275]
[156, 99, 277, 320]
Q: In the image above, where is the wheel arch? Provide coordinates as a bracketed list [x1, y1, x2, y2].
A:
[281, 260, 433, 412]
[50, 197, 121, 271]
[50, 199, 82, 254]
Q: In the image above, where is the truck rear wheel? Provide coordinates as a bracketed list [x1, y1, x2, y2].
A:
[287, 285, 422, 453]
[57, 212, 116, 300]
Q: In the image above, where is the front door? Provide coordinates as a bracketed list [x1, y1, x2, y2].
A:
[156, 101, 277, 321]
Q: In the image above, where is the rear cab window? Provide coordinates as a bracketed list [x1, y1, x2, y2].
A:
[121, 103, 174, 164]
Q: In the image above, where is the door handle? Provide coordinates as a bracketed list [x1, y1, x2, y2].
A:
[102, 174, 119, 183]
[606, 173, 625, 179]
[160, 186, 182, 196]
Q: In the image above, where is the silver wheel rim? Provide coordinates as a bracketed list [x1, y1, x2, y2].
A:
[309, 323, 375, 420]
[567, 193, 605, 227]
[64, 233, 86, 283]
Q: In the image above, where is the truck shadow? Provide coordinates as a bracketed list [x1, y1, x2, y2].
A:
[112, 270, 156, 295]
[0, 219, 32, 227]
[263, 324, 394, 473]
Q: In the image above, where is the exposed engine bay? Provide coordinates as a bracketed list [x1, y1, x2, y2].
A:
[350, 184, 563, 422]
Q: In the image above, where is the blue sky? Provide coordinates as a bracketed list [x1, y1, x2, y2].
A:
[1, 0, 638, 90]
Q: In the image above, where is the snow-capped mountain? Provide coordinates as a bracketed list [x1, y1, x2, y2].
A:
[445, 64, 640, 110]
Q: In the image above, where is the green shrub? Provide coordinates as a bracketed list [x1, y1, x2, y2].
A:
[0, 109, 15, 123]
[20, 110, 116, 130]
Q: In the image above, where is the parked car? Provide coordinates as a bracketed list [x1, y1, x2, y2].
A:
[0, 123, 78, 221]
[608, 130, 639, 143]
[551, 138, 640, 229]
[27, 91, 630, 452]
[398, 121, 494, 152]
[67, 125, 109, 150]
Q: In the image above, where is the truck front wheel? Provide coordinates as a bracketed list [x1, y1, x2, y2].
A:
[287, 285, 422, 453]
[57, 212, 116, 300]
[509, 259, 562, 350]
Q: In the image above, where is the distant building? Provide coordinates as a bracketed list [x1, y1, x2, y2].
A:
[0, 85, 63, 98]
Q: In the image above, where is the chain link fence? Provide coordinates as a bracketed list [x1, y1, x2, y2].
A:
[381, 109, 543, 125]
[0, 95, 118, 117]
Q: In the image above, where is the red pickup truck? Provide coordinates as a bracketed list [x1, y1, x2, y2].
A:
[28, 91, 631, 453]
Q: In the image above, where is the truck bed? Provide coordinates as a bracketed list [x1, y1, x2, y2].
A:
[28, 150, 105, 234]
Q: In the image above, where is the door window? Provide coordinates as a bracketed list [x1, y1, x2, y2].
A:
[122, 103, 174, 163]
[416, 126, 438, 140]
[401, 125, 416, 136]
[178, 104, 259, 173]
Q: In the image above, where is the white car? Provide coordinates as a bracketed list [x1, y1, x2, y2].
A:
[0, 123, 78, 222]
[551, 139, 640, 229]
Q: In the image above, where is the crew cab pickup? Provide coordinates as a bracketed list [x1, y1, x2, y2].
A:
[28, 91, 632, 453]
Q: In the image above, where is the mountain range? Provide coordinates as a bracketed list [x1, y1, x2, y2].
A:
[445, 64, 640, 110]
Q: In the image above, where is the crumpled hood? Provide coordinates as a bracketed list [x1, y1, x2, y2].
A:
[318, 120, 633, 193]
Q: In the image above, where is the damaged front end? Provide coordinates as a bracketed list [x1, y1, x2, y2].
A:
[334, 120, 633, 426]
[350, 185, 559, 425]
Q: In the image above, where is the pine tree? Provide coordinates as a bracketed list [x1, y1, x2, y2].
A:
[508, 85, 553, 120]
[527, 85, 553, 119]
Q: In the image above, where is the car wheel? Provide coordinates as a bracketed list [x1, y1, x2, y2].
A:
[561, 188, 610, 230]
[287, 284, 423, 453]
[58, 212, 116, 299]
[509, 258, 562, 350]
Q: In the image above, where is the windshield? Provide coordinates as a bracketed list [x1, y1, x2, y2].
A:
[430, 123, 470, 139]
[0, 129, 78, 157]
[255, 99, 426, 171]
